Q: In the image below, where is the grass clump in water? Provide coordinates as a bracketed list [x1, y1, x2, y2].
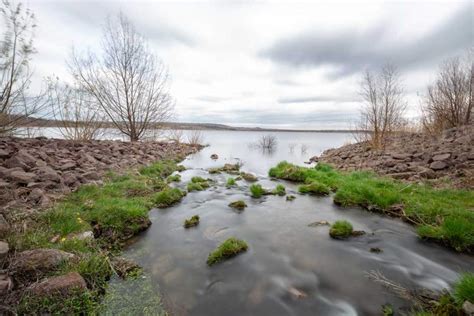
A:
[299, 181, 330, 195]
[272, 184, 286, 196]
[207, 237, 248, 265]
[166, 174, 181, 183]
[187, 176, 210, 191]
[269, 161, 474, 252]
[229, 200, 247, 210]
[184, 215, 200, 228]
[286, 195, 296, 201]
[329, 220, 353, 239]
[226, 177, 236, 187]
[250, 184, 267, 198]
[153, 187, 187, 208]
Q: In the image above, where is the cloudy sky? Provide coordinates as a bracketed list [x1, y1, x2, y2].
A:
[28, 0, 473, 129]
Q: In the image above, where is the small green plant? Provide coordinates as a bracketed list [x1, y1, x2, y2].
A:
[382, 304, 394, 316]
[250, 184, 267, 198]
[226, 177, 236, 187]
[184, 215, 200, 228]
[187, 182, 204, 192]
[329, 220, 353, 239]
[298, 181, 330, 195]
[272, 184, 286, 196]
[453, 272, 474, 304]
[154, 188, 186, 208]
[229, 200, 247, 210]
[207, 237, 248, 265]
[191, 176, 207, 183]
[166, 174, 181, 183]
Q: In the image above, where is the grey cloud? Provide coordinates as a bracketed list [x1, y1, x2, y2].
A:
[261, 3, 473, 76]
[278, 95, 358, 104]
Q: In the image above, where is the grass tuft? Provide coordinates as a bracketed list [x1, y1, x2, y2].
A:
[329, 220, 353, 239]
[226, 177, 236, 187]
[272, 184, 286, 196]
[299, 181, 330, 195]
[153, 187, 187, 208]
[207, 237, 248, 265]
[453, 272, 474, 304]
[228, 200, 247, 210]
[250, 184, 267, 198]
[184, 215, 200, 228]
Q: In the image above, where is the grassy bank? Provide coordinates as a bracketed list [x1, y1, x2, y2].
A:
[7, 159, 187, 314]
[269, 161, 474, 252]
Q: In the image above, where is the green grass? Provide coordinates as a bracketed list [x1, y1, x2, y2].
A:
[272, 184, 286, 196]
[228, 200, 247, 210]
[184, 215, 200, 228]
[187, 177, 210, 191]
[299, 181, 330, 195]
[269, 161, 474, 252]
[207, 237, 248, 265]
[166, 174, 181, 183]
[250, 184, 267, 198]
[453, 273, 474, 304]
[329, 220, 353, 239]
[226, 177, 236, 187]
[154, 187, 187, 207]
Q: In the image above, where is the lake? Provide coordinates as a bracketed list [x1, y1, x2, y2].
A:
[63, 129, 471, 316]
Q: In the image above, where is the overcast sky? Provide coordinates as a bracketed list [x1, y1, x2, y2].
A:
[28, 0, 473, 129]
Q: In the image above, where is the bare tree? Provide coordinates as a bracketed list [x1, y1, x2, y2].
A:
[47, 77, 103, 141]
[69, 13, 173, 142]
[0, 0, 45, 134]
[359, 64, 406, 148]
[257, 134, 278, 150]
[422, 50, 473, 133]
[186, 130, 204, 146]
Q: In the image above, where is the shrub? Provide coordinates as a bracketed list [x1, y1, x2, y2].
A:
[207, 237, 248, 265]
[329, 220, 353, 239]
[184, 215, 200, 228]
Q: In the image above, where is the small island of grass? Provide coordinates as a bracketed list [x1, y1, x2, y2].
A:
[329, 220, 353, 239]
[229, 200, 247, 210]
[207, 237, 248, 266]
[184, 215, 200, 228]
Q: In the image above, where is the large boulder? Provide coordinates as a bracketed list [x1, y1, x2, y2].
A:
[10, 249, 74, 276]
[27, 272, 87, 296]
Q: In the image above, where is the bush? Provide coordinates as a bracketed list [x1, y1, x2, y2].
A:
[329, 220, 353, 239]
[207, 238, 248, 266]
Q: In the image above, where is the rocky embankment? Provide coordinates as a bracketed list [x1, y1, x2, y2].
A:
[318, 125, 474, 189]
[0, 136, 200, 220]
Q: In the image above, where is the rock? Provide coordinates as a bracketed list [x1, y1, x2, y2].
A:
[0, 274, 13, 296]
[0, 241, 9, 261]
[35, 166, 61, 182]
[5, 149, 37, 170]
[68, 231, 94, 241]
[430, 161, 447, 170]
[418, 167, 436, 179]
[59, 161, 76, 171]
[351, 230, 366, 237]
[309, 156, 319, 163]
[370, 247, 382, 253]
[308, 220, 330, 227]
[462, 301, 474, 315]
[11, 249, 74, 276]
[0, 149, 10, 158]
[241, 172, 258, 182]
[288, 287, 307, 299]
[111, 257, 140, 278]
[82, 171, 100, 181]
[62, 172, 79, 186]
[432, 153, 451, 161]
[0, 215, 9, 237]
[9, 170, 36, 184]
[210, 154, 218, 160]
[28, 188, 45, 203]
[27, 272, 87, 297]
[391, 153, 411, 160]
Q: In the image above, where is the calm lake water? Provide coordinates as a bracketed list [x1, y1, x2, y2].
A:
[92, 130, 473, 316]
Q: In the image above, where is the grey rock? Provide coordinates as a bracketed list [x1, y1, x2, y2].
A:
[463, 301, 474, 315]
[0, 240, 9, 261]
[11, 248, 74, 276]
[430, 161, 447, 170]
[0, 274, 13, 296]
[9, 170, 36, 184]
[27, 272, 87, 297]
[432, 153, 451, 161]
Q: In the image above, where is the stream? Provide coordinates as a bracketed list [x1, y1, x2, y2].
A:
[102, 130, 474, 316]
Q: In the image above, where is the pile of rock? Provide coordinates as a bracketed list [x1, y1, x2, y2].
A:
[0, 136, 201, 217]
[318, 125, 474, 188]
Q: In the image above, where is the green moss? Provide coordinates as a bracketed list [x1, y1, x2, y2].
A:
[153, 187, 186, 208]
[269, 161, 474, 252]
[329, 220, 353, 239]
[207, 237, 248, 265]
[226, 177, 236, 187]
[187, 177, 210, 191]
[453, 273, 474, 304]
[229, 200, 247, 210]
[298, 181, 330, 195]
[272, 184, 286, 196]
[184, 215, 200, 228]
[166, 174, 181, 183]
[139, 160, 180, 178]
[250, 184, 267, 198]
[191, 176, 207, 183]
[187, 182, 204, 192]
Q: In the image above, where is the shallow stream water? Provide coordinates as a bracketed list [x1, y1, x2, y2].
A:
[103, 131, 474, 316]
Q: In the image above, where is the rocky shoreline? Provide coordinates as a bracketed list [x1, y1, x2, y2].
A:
[318, 125, 474, 189]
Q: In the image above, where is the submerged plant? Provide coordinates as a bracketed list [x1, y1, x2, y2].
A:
[329, 220, 353, 239]
[229, 200, 247, 210]
[207, 237, 248, 265]
[184, 215, 200, 228]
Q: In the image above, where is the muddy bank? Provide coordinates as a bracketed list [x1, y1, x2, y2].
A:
[318, 125, 474, 189]
[0, 136, 201, 219]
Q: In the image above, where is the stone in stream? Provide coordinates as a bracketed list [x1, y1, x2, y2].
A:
[462, 301, 474, 315]
[210, 154, 218, 160]
[308, 220, 330, 227]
